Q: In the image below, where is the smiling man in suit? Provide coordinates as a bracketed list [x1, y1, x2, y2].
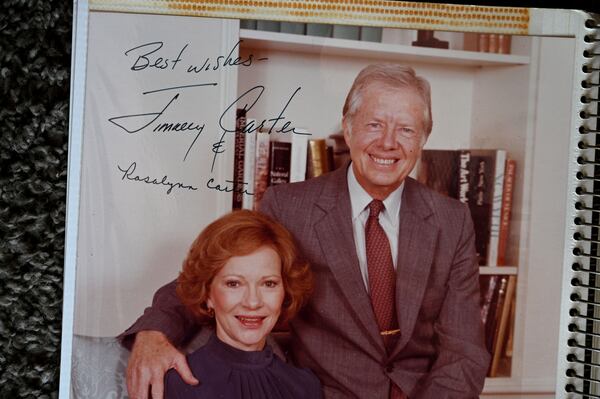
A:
[123, 64, 490, 399]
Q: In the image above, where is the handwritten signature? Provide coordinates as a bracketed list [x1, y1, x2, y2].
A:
[124, 40, 267, 73]
[117, 161, 198, 195]
[206, 178, 253, 195]
[210, 85, 308, 172]
[108, 84, 215, 161]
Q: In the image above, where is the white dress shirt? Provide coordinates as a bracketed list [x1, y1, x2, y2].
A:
[347, 164, 404, 292]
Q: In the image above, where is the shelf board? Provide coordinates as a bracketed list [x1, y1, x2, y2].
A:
[479, 266, 518, 275]
[240, 29, 530, 67]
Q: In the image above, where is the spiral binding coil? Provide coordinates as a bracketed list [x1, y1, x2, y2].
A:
[565, 15, 600, 398]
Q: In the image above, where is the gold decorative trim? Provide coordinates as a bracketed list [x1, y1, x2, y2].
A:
[89, 0, 530, 34]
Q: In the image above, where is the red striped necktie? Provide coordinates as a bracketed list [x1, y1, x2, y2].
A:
[365, 200, 407, 399]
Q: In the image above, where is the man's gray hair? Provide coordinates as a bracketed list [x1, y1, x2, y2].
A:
[342, 64, 433, 137]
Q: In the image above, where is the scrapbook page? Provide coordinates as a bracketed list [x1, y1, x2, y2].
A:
[60, 1, 597, 398]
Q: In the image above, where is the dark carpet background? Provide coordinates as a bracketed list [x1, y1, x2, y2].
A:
[0, 0, 596, 398]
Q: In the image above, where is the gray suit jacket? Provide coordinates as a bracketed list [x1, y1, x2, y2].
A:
[122, 166, 490, 398]
[258, 166, 489, 398]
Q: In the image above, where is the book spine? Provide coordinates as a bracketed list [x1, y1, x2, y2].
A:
[468, 154, 493, 265]
[359, 26, 382, 42]
[242, 119, 257, 210]
[231, 109, 247, 210]
[498, 34, 512, 54]
[290, 129, 309, 183]
[306, 23, 332, 37]
[280, 22, 306, 35]
[306, 139, 330, 179]
[253, 131, 271, 211]
[488, 33, 499, 53]
[478, 33, 490, 52]
[480, 275, 499, 327]
[486, 151, 506, 267]
[332, 25, 360, 40]
[497, 159, 516, 266]
[459, 150, 471, 204]
[484, 276, 508, 356]
[489, 275, 517, 377]
[415, 149, 460, 199]
[269, 141, 292, 186]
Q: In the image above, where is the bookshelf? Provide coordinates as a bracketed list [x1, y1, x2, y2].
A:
[232, 24, 574, 398]
[240, 29, 531, 67]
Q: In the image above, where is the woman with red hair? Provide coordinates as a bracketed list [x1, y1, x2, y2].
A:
[165, 210, 320, 399]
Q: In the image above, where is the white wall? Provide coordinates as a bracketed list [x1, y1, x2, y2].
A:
[75, 13, 238, 337]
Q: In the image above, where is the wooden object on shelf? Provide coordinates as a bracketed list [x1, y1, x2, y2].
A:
[463, 32, 479, 51]
[478, 33, 490, 52]
[498, 34, 512, 54]
[412, 30, 449, 49]
[489, 34, 499, 53]
[329, 133, 350, 170]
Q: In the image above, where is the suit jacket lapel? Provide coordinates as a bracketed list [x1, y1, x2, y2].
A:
[391, 178, 438, 359]
[313, 166, 385, 355]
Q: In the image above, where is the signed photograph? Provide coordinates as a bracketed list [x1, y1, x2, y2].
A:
[63, 5, 581, 399]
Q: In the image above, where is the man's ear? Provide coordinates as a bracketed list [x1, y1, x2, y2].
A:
[342, 117, 351, 145]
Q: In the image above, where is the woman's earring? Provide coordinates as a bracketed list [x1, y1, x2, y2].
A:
[207, 307, 215, 318]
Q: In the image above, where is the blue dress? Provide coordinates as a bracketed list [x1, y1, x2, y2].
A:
[165, 334, 322, 399]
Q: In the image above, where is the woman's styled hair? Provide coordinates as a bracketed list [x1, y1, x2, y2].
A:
[176, 210, 313, 325]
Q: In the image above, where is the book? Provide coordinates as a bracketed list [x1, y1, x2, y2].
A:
[498, 34, 512, 54]
[231, 108, 247, 210]
[417, 150, 461, 199]
[306, 139, 331, 179]
[253, 130, 271, 211]
[467, 150, 506, 266]
[497, 159, 516, 266]
[479, 275, 499, 327]
[256, 20, 280, 32]
[280, 22, 305, 35]
[418, 149, 508, 266]
[360, 26, 383, 42]
[332, 25, 360, 40]
[489, 275, 517, 377]
[290, 129, 309, 183]
[486, 150, 507, 267]
[269, 141, 291, 186]
[242, 119, 257, 210]
[306, 23, 333, 37]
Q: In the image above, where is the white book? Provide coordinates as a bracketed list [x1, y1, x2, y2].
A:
[486, 149, 506, 267]
[242, 119, 257, 210]
[290, 129, 309, 183]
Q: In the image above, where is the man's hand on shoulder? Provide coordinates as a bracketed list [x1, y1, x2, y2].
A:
[126, 330, 199, 399]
